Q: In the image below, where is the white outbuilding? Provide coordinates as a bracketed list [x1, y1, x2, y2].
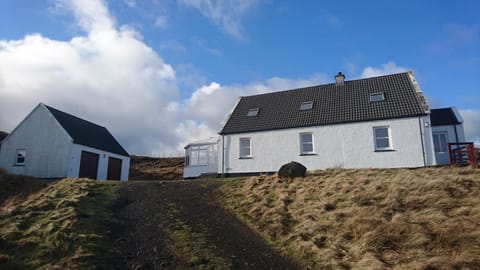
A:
[183, 137, 218, 178]
[0, 103, 130, 180]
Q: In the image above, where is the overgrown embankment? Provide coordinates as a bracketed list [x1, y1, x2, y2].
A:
[220, 167, 480, 269]
[0, 173, 117, 269]
[129, 155, 184, 180]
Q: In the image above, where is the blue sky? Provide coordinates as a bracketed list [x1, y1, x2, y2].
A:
[0, 0, 479, 155]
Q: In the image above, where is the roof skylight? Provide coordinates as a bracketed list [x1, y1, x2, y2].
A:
[300, 101, 314, 111]
[246, 108, 259, 117]
[369, 92, 385, 102]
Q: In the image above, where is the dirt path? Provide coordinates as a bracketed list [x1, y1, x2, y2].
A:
[110, 180, 299, 269]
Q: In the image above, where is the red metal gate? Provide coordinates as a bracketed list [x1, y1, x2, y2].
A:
[448, 142, 478, 168]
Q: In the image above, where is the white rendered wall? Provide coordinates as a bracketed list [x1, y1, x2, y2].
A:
[0, 105, 71, 178]
[68, 144, 130, 181]
[219, 117, 434, 174]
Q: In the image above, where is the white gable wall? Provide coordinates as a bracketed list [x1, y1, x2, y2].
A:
[68, 144, 130, 181]
[0, 104, 72, 178]
[219, 116, 436, 174]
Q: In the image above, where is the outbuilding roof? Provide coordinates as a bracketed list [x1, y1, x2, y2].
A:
[430, 107, 462, 126]
[220, 72, 429, 135]
[45, 105, 129, 156]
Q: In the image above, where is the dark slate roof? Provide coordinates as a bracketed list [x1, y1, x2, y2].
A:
[0, 131, 8, 143]
[430, 108, 461, 126]
[220, 72, 429, 134]
[45, 105, 129, 156]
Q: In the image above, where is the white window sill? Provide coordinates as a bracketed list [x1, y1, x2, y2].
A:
[299, 153, 317, 156]
[374, 149, 395, 152]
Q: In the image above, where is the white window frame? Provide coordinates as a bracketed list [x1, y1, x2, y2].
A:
[300, 132, 315, 154]
[373, 126, 393, 151]
[239, 137, 252, 158]
[433, 132, 448, 153]
[15, 149, 26, 166]
[370, 92, 385, 102]
[186, 145, 209, 166]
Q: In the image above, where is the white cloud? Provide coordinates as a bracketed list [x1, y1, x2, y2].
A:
[459, 109, 480, 146]
[178, 0, 259, 40]
[360, 62, 409, 78]
[124, 0, 136, 8]
[0, 0, 328, 156]
[0, 0, 180, 155]
[154, 15, 168, 29]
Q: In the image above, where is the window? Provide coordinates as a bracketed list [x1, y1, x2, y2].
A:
[370, 92, 385, 102]
[373, 126, 392, 151]
[186, 145, 209, 166]
[15, 149, 26, 166]
[300, 101, 314, 111]
[300, 133, 314, 154]
[433, 132, 448, 153]
[239, 137, 252, 158]
[246, 108, 259, 117]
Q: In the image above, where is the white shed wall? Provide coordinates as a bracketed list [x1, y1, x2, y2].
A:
[68, 144, 130, 181]
[219, 117, 435, 174]
[0, 105, 72, 178]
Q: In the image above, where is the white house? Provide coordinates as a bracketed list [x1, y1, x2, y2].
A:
[215, 71, 440, 176]
[0, 103, 130, 180]
[430, 107, 466, 165]
[183, 137, 218, 178]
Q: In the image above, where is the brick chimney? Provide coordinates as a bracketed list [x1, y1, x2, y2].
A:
[335, 72, 345, 86]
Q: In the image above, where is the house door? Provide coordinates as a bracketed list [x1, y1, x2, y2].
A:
[433, 131, 449, 165]
[107, 157, 122, 180]
[79, 151, 99, 179]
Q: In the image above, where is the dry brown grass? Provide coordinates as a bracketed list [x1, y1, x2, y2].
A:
[129, 155, 184, 180]
[0, 177, 117, 269]
[220, 167, 480, 269]
[0, 168, 46, 204]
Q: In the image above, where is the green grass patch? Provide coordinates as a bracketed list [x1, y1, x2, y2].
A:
[162, 203, 230, 269]
[0, 178, 118, 269]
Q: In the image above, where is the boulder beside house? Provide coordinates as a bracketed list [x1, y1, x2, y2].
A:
[0, 103, 130, 180]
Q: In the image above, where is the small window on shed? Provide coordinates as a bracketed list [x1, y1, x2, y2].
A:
[15, 149, 26, 166]
[300, 101, 314, 111]
[246, 108, 259, 117]
[370, 92, 385, 102]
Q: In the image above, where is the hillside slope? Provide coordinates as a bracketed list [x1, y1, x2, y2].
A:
[0, 176, 117, 269]
[220, 167, 480, 269]
[129, 155, 184, 180]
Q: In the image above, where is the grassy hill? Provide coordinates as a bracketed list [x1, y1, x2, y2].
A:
[129, 155, 184, 180]
[1, 166, 479, 268]
[0, 170, 117, 269]
[220, 167, 480, 269]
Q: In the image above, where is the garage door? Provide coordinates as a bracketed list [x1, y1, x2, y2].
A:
[79, 151, 99, 179]
[107, 157, 122, 180]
